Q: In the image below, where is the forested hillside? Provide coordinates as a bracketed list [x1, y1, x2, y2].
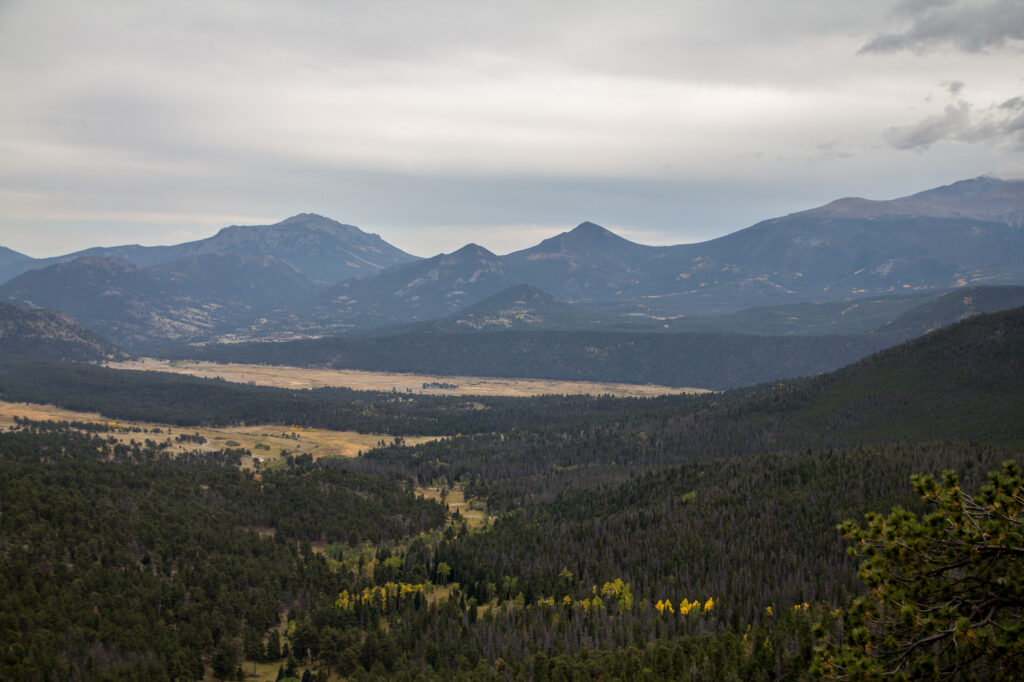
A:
[189, 328, 894, 390]
[188, 286, 1024, 390]
[2, 307, 1021, 680]
[0, 301, 127, 362]
[0, 428, 444, 681]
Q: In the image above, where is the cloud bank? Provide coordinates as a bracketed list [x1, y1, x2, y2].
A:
[0, 1, 1020, 257]
[885, 96, 1024, 151]
[862, 0, 1024, 54]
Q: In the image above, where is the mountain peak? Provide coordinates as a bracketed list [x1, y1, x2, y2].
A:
[280, 212, 328, 223]
[274, 213, 359, 232]
[910, 175, 1009, 200]
[564, 221, 626, 242]
[186, 215, 416, 283]
[521, 222, 640, 255]
[807, 175, 1024, 226]
[449, 243, 499, 259]
[571, 221, 610, 233]
[524, 220, 643, 258]
[215, 213, 362, 238]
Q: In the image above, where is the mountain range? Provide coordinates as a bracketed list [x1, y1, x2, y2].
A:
[0, 213, 416, 286]
[2, 176, 1023, 350]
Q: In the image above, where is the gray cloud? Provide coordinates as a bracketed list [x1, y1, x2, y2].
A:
[893, 0, 954, 16]
[1, 0, 1021, 257]
[884, 96, 1024, 150]
[861, 1, 1024, 54]
[883, 101, 972, 149]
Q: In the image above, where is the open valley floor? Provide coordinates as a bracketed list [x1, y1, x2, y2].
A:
[105, 358, 702, 398]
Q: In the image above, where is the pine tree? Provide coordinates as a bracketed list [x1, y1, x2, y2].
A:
[816, 462, 1024, 679]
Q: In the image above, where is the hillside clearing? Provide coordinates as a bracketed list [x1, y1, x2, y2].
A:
[0, 400, 438, 466]
[417, 484, 491, 529]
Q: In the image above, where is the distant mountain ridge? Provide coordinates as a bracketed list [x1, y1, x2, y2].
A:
[0, 252, 319, 349]
[808, 176, 1024, 226]
[2, 213, 417, 285]
[0, 215, 417, 348]
[247, 243, 519, 336]
[287, 176, 1024, 330]
[629, 176, 1024, 315]
[1, 176, 1023, 348]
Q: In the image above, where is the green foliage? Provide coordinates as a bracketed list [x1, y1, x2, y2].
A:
[0, 426, 444, 680]
[1, 305, 1022, 679]
[817, 462, 1024, 680]
[433, 444, 1016, 625]
[347, 307, 1024, 506]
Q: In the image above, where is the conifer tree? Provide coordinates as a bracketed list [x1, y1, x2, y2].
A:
[817, 462, 1024, 679]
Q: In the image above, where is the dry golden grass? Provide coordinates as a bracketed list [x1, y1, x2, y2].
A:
[417, 485, 491, 529]
[208, 659, 343, 682]
[0, 401, 112, 425]
[0, 400, 437, 467]
[106, 357, 705, 398]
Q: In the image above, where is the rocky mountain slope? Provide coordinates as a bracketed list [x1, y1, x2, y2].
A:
[627, 176, 1024, 315]
[249, 243, 518, 336]
[0, 253, 318, 349]
[1, 214, 417, 286]
[501, 222, 656, 301]
[878, 284, 1024, 338]
[0, 301, 126, 362]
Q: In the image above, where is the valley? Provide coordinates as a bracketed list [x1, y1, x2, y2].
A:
[104, 358, 701, 398]
[3, 306, 1021, 679]
[2, 177, 1023, 680]
[7, 0, 1024, 674]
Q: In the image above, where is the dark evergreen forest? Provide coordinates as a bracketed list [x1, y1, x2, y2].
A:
[1, 307, 1022, 680]
[184, 328, 895, 390]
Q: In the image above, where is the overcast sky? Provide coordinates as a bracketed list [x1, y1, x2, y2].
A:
[1, 0, 1022, 258]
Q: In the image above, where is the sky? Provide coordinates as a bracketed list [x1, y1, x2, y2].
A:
[1, 0, 1022, 258]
